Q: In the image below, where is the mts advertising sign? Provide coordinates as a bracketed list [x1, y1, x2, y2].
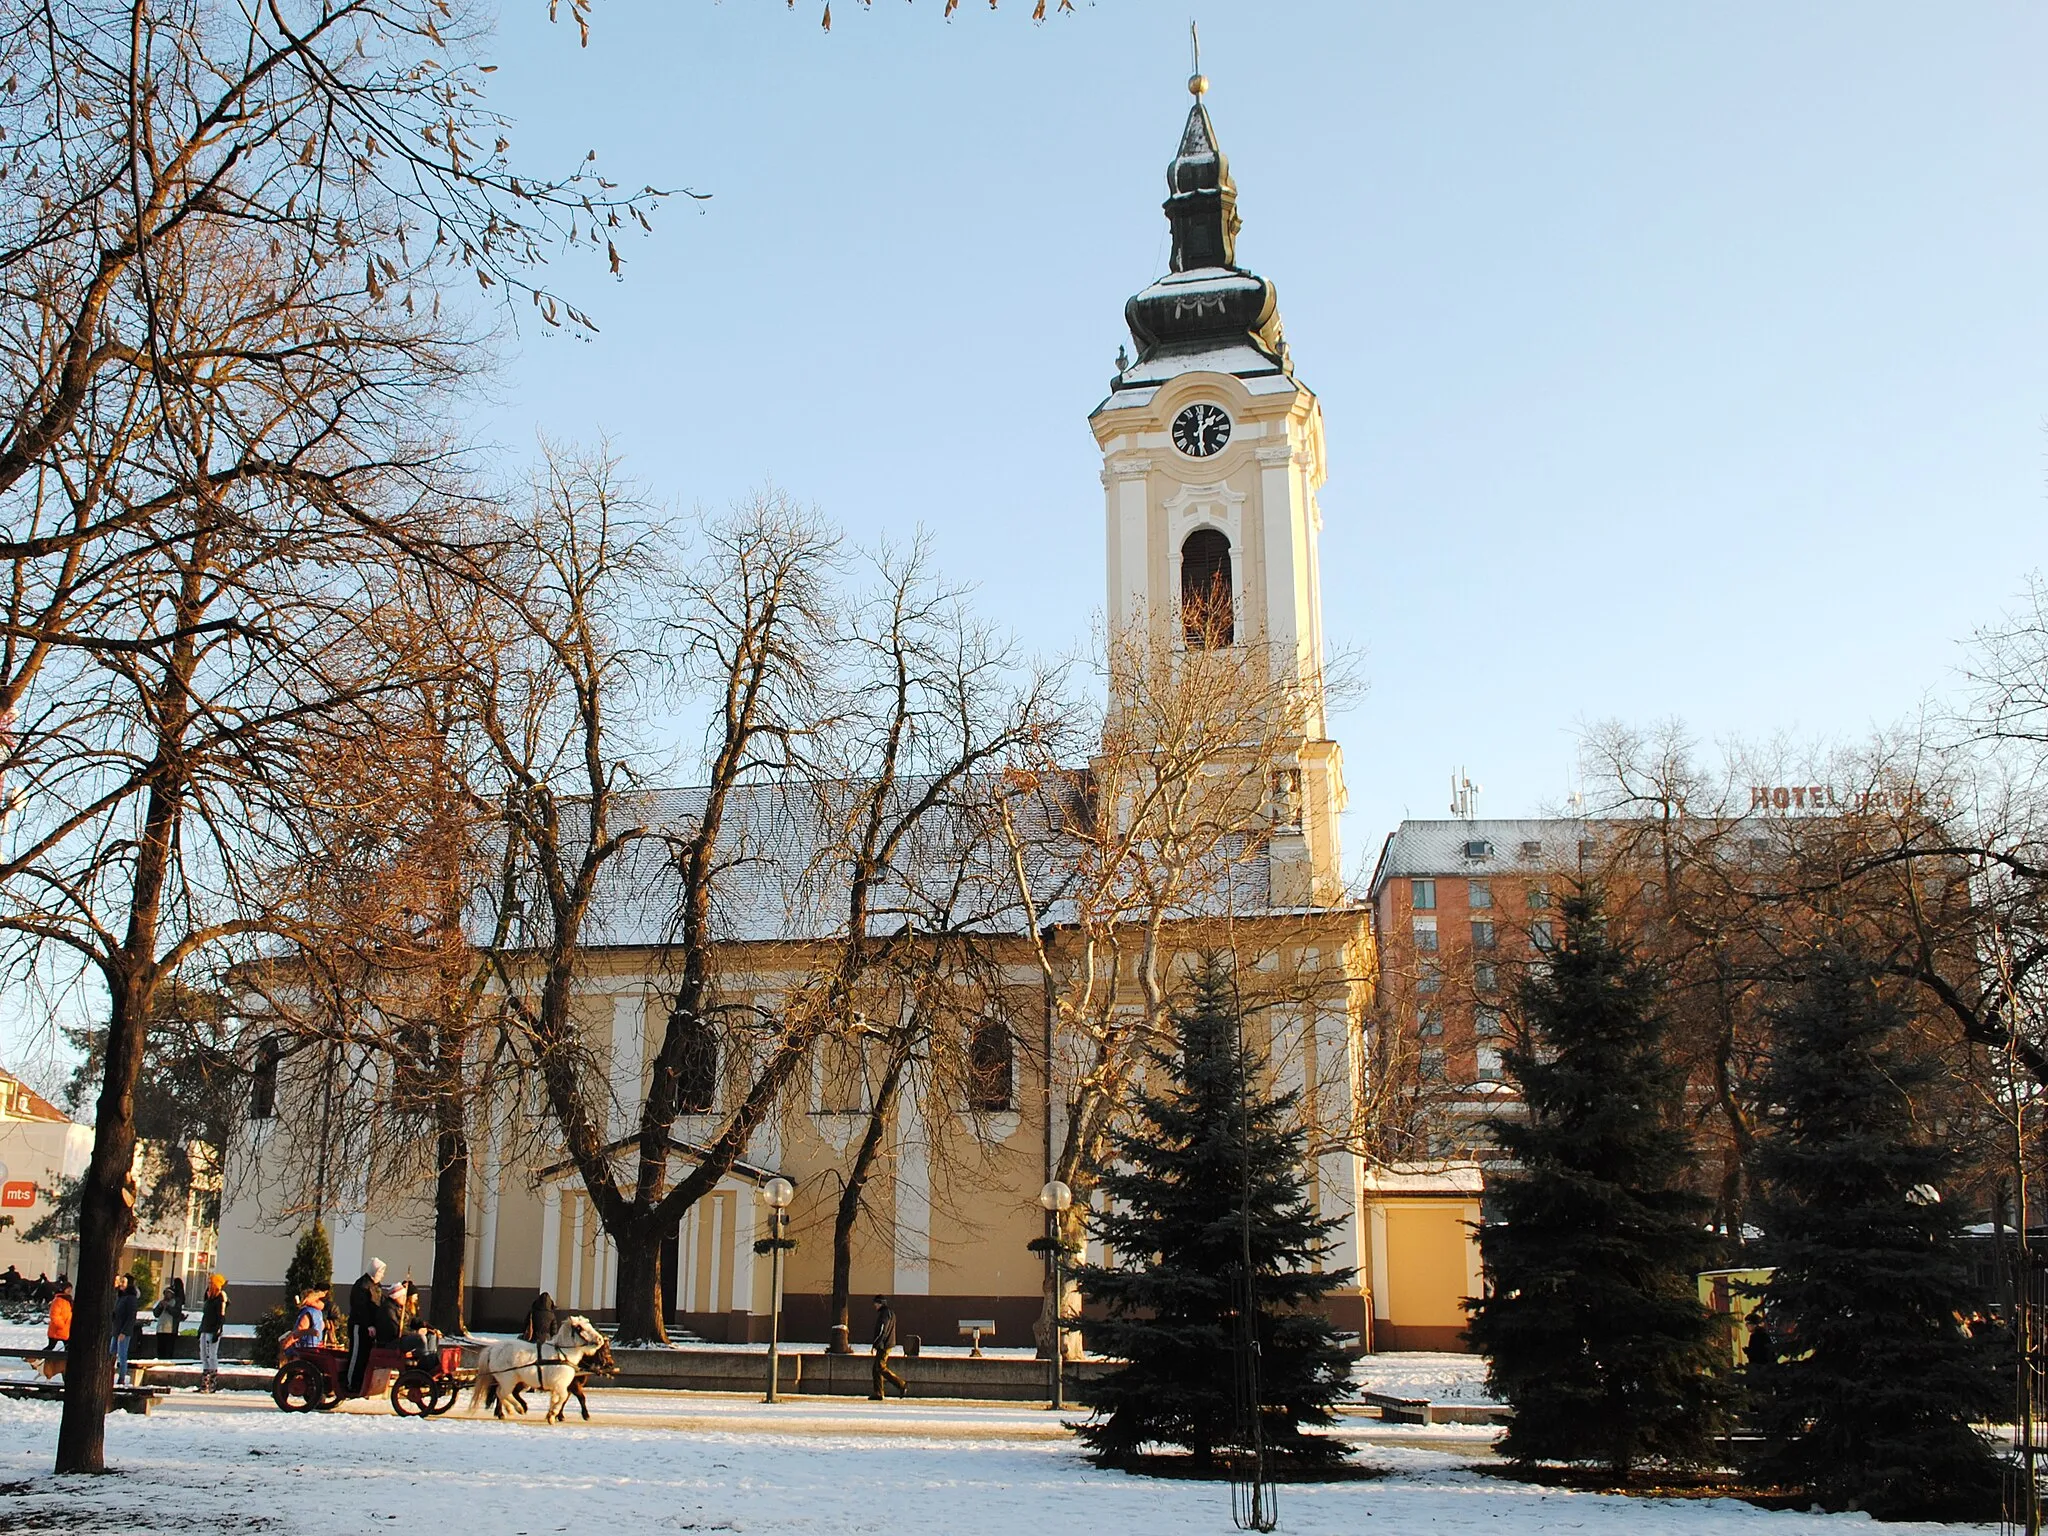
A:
[1, 1182, 36, 1209]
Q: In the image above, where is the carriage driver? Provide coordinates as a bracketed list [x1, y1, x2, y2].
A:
[345, 1258, 387, 1396]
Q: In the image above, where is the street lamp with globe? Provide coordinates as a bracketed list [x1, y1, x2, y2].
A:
[754, 1176, 797, 1402]
[1028, 1179, 1076, 1409]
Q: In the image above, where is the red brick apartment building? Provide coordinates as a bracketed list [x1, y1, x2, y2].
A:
[1367, 820, 1591, 1157]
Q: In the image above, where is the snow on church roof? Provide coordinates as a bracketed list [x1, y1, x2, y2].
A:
[515, 773, 1290, 953]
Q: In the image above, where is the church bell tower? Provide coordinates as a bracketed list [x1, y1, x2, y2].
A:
[1090, 76, 1346, 907]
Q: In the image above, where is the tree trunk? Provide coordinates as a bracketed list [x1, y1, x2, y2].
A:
[828, 1046, 909, 1352]
[55, 972, 149, 1474]
[611, 1216, 666, 1345]
[427, 1113, 469, 1333]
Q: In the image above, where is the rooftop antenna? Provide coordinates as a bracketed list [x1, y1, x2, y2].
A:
[1450, 770, 1481, 820]
[1189, 20, 1208, 97]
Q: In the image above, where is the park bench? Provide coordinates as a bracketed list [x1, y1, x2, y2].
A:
[0, 1379, 169, 1415]
[957, 1318, 996, 1357]
[1358, 1390, 1431, 1424]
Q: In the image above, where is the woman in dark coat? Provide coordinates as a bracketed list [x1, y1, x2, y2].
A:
[153, 1276, 186, 1342]
[522, 1291, 557, 1344]
[111, 1275, 141, 1384]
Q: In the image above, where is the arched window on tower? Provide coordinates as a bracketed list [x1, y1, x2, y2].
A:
[675, 1013, 717, 1114]
[1181, 528, 1234, 648]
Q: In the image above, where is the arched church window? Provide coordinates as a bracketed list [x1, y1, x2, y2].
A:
[675, 1012, 717, 1114]
[820, 1034, 868, 1114]
[248, 1036, 280, 1120]
[1180, 528, 1234, 648]
[967, 1015, 1014, 1112]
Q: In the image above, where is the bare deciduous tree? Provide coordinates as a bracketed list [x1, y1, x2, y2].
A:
[0, 0, 656, 1470]
[791, 540, 1048, 1348]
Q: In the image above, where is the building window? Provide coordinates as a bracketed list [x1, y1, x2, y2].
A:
[1415, 964, 1442, 995]
[968, 1016, 1014, 1112]
[1420, 1047, 1445, 1079]
[1412, 916, 1438, 952]
[1531, 920, 1555, 950]
[1475, 1006, 1504, 1039]
[248, 1037, 280, 1120]
[1519, 840, 1543, 860]
[820, 1035, 868, 1113]
[1528, 885, 1551, 910]
[1473, 961, 1497, 994]
[1468, 880, 1492, 909]
[1463, 840, 1493, 860]
[1410, 878, 1436, 911]
[1180, 529, 1234, 648]
[1417, 1007, 1443, 1038]
[1476, 1045, 1504, 1083]
[1471, 920, 1497, 951]
[675, 1012, 717, 1114]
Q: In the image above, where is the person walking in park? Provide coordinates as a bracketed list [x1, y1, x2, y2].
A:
[153, 1275, 186, 1346]
[42, 1277, 71, 1380]
[522, 1290, 557, 1344]
[197, 1274, 229, 1392]
[110, 1275, 140, 1385]
[869, 1295, 907, 1400]
[346, 1258, 387, 1397]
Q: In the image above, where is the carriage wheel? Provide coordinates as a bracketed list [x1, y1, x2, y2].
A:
[389, 1368, 436, 1417]
[272, 1360, 329, 1414]
[422, 1374, 463, 1417]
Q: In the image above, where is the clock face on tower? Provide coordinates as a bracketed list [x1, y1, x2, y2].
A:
[1171, 402, 1232, 458]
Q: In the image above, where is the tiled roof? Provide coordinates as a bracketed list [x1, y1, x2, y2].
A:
[501, 773, 1289, 952]
[0, 1068, 73, 1124]
[1369, 818, 1592, 896]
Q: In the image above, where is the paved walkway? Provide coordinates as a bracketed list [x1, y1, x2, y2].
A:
[140, 1384, 1503, 1451]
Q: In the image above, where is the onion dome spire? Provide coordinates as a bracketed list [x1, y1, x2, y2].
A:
[1113, 55, 1288, 392]
[1165, 74, 1240, 272]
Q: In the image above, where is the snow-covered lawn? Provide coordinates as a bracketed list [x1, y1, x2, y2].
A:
[0, 1319, 261, 1350]
[1352, 1350, 1497, 1404]
[0, 1389, 1994, 1536]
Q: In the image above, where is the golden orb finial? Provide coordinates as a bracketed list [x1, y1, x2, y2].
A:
[1189, 72, 1208, 97]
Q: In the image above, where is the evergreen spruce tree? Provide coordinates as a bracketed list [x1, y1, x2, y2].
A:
[1076, 956, 1354, 1471]
[1747, 946, 2001, 1521]
[285, 1222, 332, 1306]
[1467, 888, 1724, 1478]
[256, 1223, 333, 1364]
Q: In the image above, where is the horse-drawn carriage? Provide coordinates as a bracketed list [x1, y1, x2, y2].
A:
[271, 1334, 466, 1416]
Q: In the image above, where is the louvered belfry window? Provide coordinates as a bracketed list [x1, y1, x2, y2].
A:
[1181, 529, 1234, 647]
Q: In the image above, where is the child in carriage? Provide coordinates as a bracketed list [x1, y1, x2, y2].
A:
[282, 1288, 328, 1357]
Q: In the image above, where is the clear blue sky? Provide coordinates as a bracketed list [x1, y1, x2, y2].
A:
[478, 0, 2048, 884]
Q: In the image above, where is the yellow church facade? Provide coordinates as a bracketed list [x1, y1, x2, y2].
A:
[217, 84, 1482, 1355]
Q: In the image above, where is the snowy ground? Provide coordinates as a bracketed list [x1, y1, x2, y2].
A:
[0, 1387, 1994, 1536]
[0, 1320, 260, 1350]
[1352, 1350, 1497, 1404]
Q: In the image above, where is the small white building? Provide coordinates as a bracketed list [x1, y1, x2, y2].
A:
[0, 1065, 219, 1292]
[0, 1066, 91, 1283]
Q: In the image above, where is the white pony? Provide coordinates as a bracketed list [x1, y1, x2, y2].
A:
[468, 1315, 608, 1423]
